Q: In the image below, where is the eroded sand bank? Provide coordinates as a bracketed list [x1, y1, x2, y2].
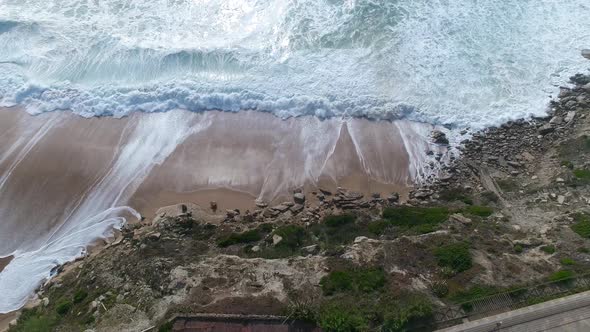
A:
[0, 107, 442, 312]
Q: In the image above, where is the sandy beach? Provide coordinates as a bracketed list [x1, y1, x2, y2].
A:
[0, 106, 443, 313]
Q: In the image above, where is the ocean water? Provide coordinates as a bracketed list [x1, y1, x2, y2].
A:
[0, 0, 589, 127]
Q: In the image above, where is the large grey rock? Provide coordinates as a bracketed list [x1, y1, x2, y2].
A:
[432, 130, 449, 144]
[583, 49, 590, 60]
[538, 124, 554, 135]
[293, 193, 306, 204]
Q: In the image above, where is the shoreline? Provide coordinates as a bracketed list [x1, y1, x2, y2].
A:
[2, 68, 590, 330]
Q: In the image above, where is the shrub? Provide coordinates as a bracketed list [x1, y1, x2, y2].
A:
[367, 220, 389, 236]
[450, 285, 499, 304]
[481, 191, 499, 204]
[464, 206, 493, 217]
[274, 225, 308, 250]
[320, 268, 386, 296]
[541, 245, 556, 254]
[312, 214, 362, 246]
[574, 169, 590, 181]
[560, 258, 575, 266]
[217, 229, 261, 247]
[549, 270, 574, 282]
[571, 214, 590, 238]
[10, 308, 57, 332]
[514, 244, 524, 254]
[324, 214, 356, 227]
[73, 289, 88, 304]
[158, 321, 174, 332]
[434, 242, 472, 273]
[430, 281, 449, 298]
[578, 247, 589, 254]
[383, 207, 449, 226]
[56, 300, 72, 316]
[382, 295, 433, 332]
[318, 304, 368, 332]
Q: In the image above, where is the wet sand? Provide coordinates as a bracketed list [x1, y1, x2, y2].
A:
[0, 107, 442, 312]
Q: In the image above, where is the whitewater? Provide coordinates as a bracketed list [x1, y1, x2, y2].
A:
[1, 0, 590, 314]
[0, 0, 588, 126]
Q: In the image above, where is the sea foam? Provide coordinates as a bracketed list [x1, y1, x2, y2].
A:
[0, 0, 589, 128]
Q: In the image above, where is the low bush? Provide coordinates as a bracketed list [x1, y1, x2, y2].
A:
[217, 229, 261, 247]
[382, 295, 433, 331]
[56, 300, 72, 316]
[434, 242, 472, 273]
[574, 169, 590, 181]
[367, 220, 389, 236]
[450, 285, 499, 304]
[549, 270, 574, 282]
[312, 214, 361, 246]
[73, 289, 88, 304]
[541, 245, 556, 254]
[571, 213, 590, 238]
[463, 206, 493, 217]
[383, 207, 450, 226]
[560, 258, 575, 266]
[9, 308, 58, 332]
[320, 268, 386, 296]
[514, 244, 524, 254]
[317, 304, 368, 332]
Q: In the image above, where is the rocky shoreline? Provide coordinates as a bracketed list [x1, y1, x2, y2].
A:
[5, 63, 590, 331]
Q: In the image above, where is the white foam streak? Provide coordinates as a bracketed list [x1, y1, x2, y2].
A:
[0, 111, 205, 313]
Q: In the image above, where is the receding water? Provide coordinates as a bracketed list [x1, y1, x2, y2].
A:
[0, 0, 588, 126]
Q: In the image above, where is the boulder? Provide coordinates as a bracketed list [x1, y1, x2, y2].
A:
[583, 49, 590, 60]
[290, 204, 304, 214]
[432, 130, 449, 144]
[450, 213, 472, 225]
[272, 234, 283, 246]
[538, 124, 554, 135]
[565, 111, 576, 123]
[293, 193, 306, 204]
[387, 193, 400, 203]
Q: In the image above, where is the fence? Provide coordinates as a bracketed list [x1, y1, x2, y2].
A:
[431, 273, 590, 329]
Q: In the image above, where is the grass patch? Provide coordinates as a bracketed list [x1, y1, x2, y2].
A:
[463, 206, 493, 218]
[73, 289, 88, 304]
[434, 242, 472, 274]
[55, 299, 72, 316]
[549, 270, 574, 282]
[571, 213, 590, 238]
[311, 214, 362, 247]
[8, 308, 58, 332]
[317, 304, 368, 332]
[560, 258, 575, 266]
[541, 245, 556, 254]
[320, 268, 386, 296]
[381, 206, 450, 234]
[367, 220, 389, 236]
[253, 225, 311, 258]
[574, 169, 590, 181]
[450, 285, 499, 304]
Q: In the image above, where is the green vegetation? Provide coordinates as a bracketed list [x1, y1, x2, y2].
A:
[434, 242, 472, 273]
[560, 258, 575, 266]
[450, 285, 499, 304]
[367, 220, 389, 236]
[381, 295, 433, 331]
[549, 270, 574, 282]
[573, 169, 590, 181]
[514, 244, 524, 254]
[254, 225, 311, 258]
[73, 289, 88, 304]
[541, 245, 556, 254]
[311, 214, 362, 247]
[317, 304, 368, 332]
[380, 206, 450, 234]
[463, 205, 494, 217]
[578, 247, 590, 254]
[55, 299, 72, 316]
[217, 223, 275, 248]
[320, 268, 386, 296]
[158, 321, 175, 332]
[571, 213, 590, 238]
[8, 308, 58, 332]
